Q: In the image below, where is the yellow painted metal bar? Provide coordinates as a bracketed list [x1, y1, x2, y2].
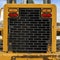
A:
[0, 52, 59, 60]
[0, 52, 59, 57]
[52, 4, 56, 53]
[3, 5, 8, 52]
[0, 52, 60, 58]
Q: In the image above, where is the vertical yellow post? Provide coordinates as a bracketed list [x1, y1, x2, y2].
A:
[3, 5, 8, 52]
[52, 5, 56, 53]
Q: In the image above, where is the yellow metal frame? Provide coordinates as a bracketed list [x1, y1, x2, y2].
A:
[3, 4, 56, 53]
[0, 52, 60, 60]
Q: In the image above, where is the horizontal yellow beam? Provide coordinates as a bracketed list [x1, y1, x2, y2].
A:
[0, 52, 60, 57]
